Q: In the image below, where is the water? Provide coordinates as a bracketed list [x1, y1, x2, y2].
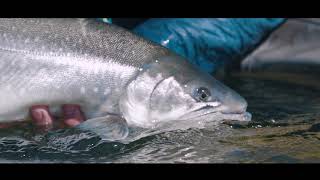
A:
[0, 72, 319, 163]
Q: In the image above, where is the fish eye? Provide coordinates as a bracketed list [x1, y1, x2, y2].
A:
[194, 87, 211, 102]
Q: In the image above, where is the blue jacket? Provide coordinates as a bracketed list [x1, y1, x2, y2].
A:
[133, 18, 286, 73]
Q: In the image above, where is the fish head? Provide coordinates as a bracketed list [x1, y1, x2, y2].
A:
[119, 55, 251, 128]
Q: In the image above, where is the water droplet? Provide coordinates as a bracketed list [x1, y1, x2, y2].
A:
[161, 39, 170, 46]
[139, 68, 143, 71]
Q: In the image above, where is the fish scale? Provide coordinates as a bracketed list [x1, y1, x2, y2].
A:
[0, 18, 152, 122]
[0, 19, 250, 141]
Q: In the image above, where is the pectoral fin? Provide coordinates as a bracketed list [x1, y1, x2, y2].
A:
[76, 114, 129, 141]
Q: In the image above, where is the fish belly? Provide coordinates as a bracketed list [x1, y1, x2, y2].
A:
[0, 49, 136, 122]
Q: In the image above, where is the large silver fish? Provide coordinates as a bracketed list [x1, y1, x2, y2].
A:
[0, 18, 251, 141]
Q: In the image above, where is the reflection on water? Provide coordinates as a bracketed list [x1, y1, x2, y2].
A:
[0, 72, 319, 163]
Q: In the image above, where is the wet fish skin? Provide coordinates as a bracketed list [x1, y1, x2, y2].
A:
[0, 18, 250, 130]
[0, 18, 171, 121]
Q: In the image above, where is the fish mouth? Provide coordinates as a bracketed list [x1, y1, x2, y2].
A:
[193, 111, 252, 122]
[180, 106, 252, 122]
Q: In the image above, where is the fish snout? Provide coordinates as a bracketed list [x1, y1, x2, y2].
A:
[220, 91, 248, 114]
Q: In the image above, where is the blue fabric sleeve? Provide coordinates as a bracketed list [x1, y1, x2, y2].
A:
[133, 18, 286, 73]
